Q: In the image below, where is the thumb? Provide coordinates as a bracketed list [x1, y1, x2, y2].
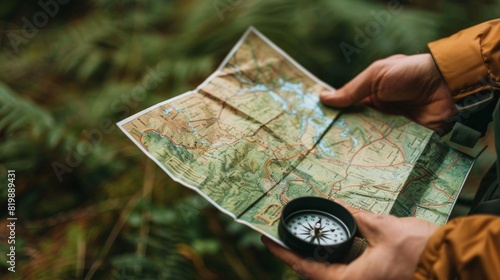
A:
[320, 63, 378, 107]
[353, 212, 387, 244]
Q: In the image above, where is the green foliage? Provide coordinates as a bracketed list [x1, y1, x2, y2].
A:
[0, 83, 54, 137]
[0, 0, 496, 278]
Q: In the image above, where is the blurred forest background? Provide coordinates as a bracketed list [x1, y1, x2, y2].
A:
[0, 0, 498, 279]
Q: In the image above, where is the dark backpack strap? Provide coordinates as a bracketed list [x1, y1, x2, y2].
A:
[450, 91, 496, 148]
[469, 163, 500, 215]
[468, 98, 500, 216]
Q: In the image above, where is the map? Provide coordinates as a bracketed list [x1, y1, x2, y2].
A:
[118, 27, 474, 245]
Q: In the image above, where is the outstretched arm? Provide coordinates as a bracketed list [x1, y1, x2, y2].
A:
[321, 19, 500, 135]
[320, 53, 455, 131]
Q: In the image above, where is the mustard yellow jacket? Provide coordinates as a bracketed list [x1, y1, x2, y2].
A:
[414, 19, 500, 279]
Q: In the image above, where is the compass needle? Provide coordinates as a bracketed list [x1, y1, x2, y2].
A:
[319, 236, 328, 244]
[307, 222, 314, 230]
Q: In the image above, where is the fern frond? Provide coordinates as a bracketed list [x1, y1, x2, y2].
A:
[0, 82, 54, 137]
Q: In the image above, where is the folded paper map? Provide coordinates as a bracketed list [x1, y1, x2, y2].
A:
[118, 27, 474, 245]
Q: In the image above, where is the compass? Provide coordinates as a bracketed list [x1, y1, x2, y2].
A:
[278, 197, 358, 262]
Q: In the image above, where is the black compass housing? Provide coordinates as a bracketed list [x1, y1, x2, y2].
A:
[278, 196, 357, 263]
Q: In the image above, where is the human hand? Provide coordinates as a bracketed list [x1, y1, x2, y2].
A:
[262, 202, 439, 280]
[321, 54, 455, 132]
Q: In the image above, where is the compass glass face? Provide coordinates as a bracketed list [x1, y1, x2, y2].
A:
[286, 211, 349, 245]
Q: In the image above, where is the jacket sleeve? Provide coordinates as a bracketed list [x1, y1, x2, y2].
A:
[428, 19, 500, 100]
[414, 215, 500, 279]
[414, 19, 500, 279]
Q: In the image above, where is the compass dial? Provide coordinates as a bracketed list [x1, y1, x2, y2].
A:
[286, 211, 349, 245]
[278, 197, 358, 262]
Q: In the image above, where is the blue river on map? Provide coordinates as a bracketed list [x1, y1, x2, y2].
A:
[335, 119, 359, 148]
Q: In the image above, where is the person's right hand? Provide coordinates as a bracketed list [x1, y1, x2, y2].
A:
[321, 54, 455, 133]
[262, 201, 439, 280]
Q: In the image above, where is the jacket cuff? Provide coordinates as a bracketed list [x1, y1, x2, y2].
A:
[428, 19, 500, 100]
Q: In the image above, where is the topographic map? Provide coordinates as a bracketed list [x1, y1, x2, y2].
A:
[118, 27, 474, 245]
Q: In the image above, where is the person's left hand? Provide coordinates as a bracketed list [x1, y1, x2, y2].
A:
[262, 202, 439, 280]
[320, 54, 455, 133]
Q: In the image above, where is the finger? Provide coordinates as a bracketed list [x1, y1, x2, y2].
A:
[261, 236, 311, 268]
[320, 63, 379, 107]
[261, 236, 346, 279]
[360, 95, 403, 115]
[352, 212, 393, 245]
